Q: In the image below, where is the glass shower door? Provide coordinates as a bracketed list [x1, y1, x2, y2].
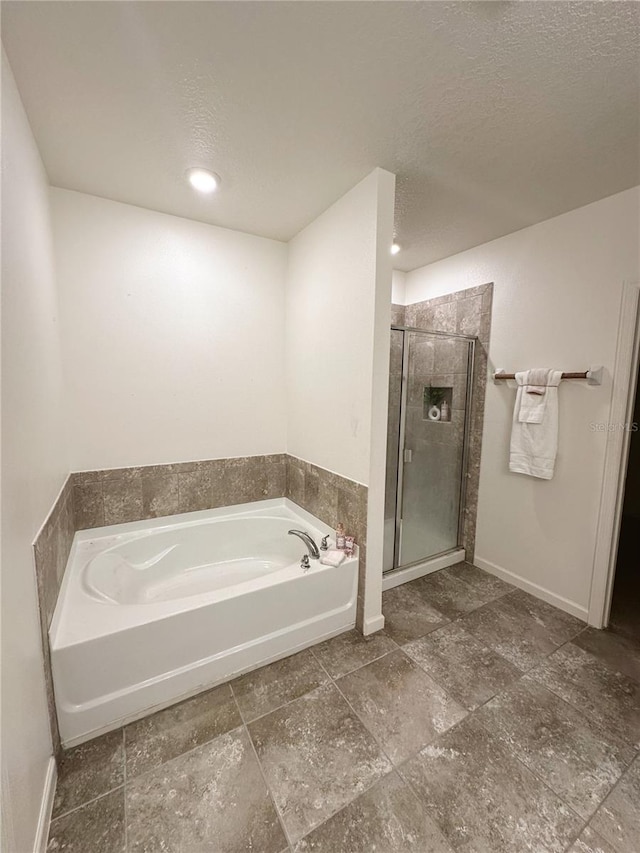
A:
[396, 331, 473, 568]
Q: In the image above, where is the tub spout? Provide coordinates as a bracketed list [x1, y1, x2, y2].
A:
[288, 529, 320, 560]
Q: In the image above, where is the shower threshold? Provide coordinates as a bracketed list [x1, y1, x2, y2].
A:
[382, 547, 465, 592]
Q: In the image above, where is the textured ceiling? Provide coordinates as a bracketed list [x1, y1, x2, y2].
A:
[2, 1, 639, 271]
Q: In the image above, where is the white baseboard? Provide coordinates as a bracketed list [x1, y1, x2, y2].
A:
[382, 549, 465, 592]
[33, 757, 57, 853]
[474, 556, 588, 621]
[362, 614, 385, 635]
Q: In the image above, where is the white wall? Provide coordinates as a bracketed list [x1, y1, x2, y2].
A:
[286, 169, 395, 485]
[365, 171, 396, 632]
[391, 270, 406, 305]
[51, 189, 288, 471]
[1, 52, 67, 853]
[404, 187, 640, 617]
[286, 168, 395, 632]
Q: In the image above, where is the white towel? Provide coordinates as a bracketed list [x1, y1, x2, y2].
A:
[525, 368, 551, 396]
[509, 369, 563, 479]
[517, 369, 555, 423]
[320, 549, 346, 567]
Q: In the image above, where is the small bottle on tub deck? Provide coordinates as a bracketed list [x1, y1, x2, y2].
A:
[336, 523, 346, 550]
[344, 535, 355, 556]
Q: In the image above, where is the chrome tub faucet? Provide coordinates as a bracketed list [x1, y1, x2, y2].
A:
[288, 529, 320, 560]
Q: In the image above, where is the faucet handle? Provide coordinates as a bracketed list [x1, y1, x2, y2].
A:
[320, 535, 330, 551]
[301, 554, 310, 571]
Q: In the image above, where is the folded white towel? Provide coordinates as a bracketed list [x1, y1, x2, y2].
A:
[320, 549, 346, 567]
[510, 369, 563, 479]
[516, 369, 558, 424]
[525, 368, 551, 395]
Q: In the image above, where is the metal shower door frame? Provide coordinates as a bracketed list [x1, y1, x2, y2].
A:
[389, 325, 476, 573]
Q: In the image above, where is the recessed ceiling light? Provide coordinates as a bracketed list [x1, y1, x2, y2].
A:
[186, 168, 221, 194]
[391, 243, 401, 255]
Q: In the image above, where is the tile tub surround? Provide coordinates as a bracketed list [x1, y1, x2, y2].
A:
[32, 454, 287, 753]
[33, 476, 76, 754]
[72, 453, 288, 529]
[71, 455, 366, 563]
[34, 452, 367, 754]
[402, 282, 493, 561]
[73, 452, 367, 624]
[46, 563, 640, 853]
[285, 455, 368, 629]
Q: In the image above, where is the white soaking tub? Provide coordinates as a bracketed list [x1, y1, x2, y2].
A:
[50, 498, 358, 746]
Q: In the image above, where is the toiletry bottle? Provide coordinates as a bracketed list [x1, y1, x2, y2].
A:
[336, 523, 346, 550]
[345, 535, 355, 556]
[441, 400, 450, 422]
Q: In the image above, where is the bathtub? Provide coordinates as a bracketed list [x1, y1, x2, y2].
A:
[50, 498, 358, 746]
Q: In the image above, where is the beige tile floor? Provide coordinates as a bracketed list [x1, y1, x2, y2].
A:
[47, 563, 640, 853]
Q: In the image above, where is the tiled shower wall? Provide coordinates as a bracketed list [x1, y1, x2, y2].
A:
[33, 453, 367, 752]
[391, 282, 492, 562]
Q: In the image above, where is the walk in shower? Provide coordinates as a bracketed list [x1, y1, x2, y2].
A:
[384, 326, 475, 578]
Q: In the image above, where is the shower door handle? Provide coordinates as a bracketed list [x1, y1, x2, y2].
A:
[403, 448, 412, 464]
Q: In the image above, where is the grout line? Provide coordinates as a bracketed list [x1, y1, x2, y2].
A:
[121, 686, 243, 787]
[557, 624, 640, 686]
[238, 673, 332, 727]
[49, 585, 636, 851]
[61, 640, 404, 833]
[309, 649, 427, 788]
[278, 674, 399, 848]
[460, 636, 638, 850]
[124, 719, 248, 789]
[526, 631, 640, 749]
[240, 649, 397, 847]
[229, 681, 295, 852]
[443, 561, 516, 604]
[470, 691, 613, 823]
[329, 676, 396, 771]
[311, 637, 488, 764]
[399, 640, 519, 716]
[395, 715, 588, 853]
[310, 641, 401, 681]
[569, 753, 640, 852]
[559, 815, 594, 853]
[385, 585, 637, 849]
[50, 784, 125, 823]
[510, 750, 586, 841]
[293, 762, 396, 847]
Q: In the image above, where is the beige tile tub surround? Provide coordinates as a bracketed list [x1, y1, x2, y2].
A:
[33, 452, 367, 753]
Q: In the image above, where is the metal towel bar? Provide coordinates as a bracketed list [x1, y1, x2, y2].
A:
[493, 366, 603, 386]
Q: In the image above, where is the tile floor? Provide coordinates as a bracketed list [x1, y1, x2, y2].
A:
[46, 563, 640, 853]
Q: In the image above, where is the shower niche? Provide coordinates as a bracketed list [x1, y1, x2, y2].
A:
[422, 385, 453, 421]
[384, 326, 475, 576]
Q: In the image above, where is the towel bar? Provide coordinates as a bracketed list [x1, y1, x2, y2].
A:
[493, 366, 603, 386]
